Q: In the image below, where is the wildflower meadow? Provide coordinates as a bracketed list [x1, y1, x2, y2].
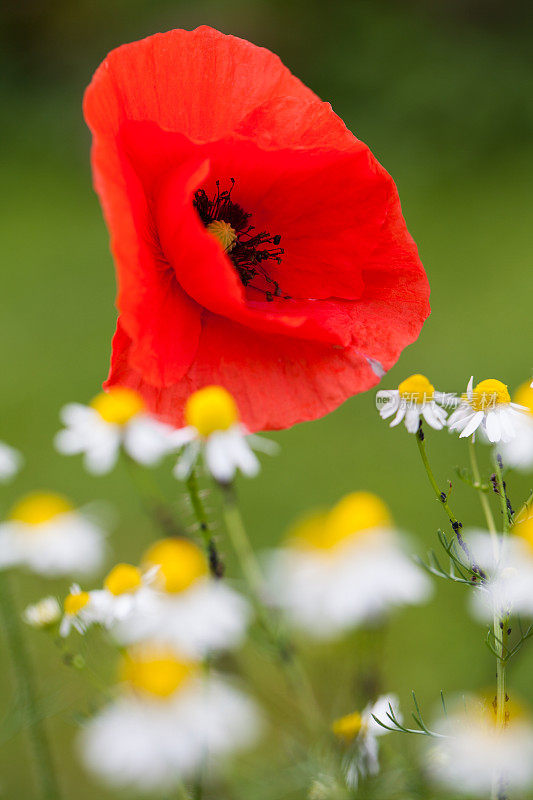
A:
[2, 3, 533, 799]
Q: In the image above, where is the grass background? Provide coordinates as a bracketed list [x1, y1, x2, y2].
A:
[1, 0, 533, 796]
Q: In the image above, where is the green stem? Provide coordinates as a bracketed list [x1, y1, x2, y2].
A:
[494, 456, 511, 534]
[415, 425, 460, 526]
[492, 617, 509, 800]
[469, 440, 497, 539]
[186, 469, 224, 578]
[220, 484, 322, 731]
[123, 454, 184, 539]
[414, 424, 481, 573]
[0, 571, 61, 800]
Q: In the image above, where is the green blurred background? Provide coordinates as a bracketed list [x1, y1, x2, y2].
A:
[1, 0, 533, 796]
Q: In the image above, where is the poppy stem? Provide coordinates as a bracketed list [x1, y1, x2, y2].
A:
[220, 483, 322, 732]
[0, 570, 62, 800]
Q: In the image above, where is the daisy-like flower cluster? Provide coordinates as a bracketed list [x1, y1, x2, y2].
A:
[427, 695, 533, 796]
[60, 538, 250, 658]
[266, 491, 431, 638]
[332, 696, 400, 789]
[56, 384, 275, 484]
[377, 373, 528, 445]
[463, 514, 533, 623]
[171, 385, 277, 483]
[79, 644, 261, 792]
[0, 492, 106, 577]
[55, 538, 257, 791]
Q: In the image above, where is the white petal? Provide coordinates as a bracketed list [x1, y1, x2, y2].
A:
[404, 406, 421, 434]
[225, 431, 260, 477]
[459, 410, 484, 438]
[205, 435, 236, 483]
[0, 442, 23, 482]
[389, 404, 407, 428]
[124, 416, 180, 466]
[484, 410, 501, 443]
[173, 441, 201, 481]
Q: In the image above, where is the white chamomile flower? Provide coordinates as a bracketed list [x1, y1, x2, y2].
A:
[0, 492, 106, 577]
[0, 441, 23, 482]
[55, 387, 179, 475]
[79, 646, 262, 792]
[60, 585, 99, 636]
[91, 562, 159, 628]
[172, 386, 277, 483]
[23, 596, 61, 629]
[448, 377, 526, 444]
[376, 373, 450, 433]
[266, 492, 431, 639]
[499, 380, 533, 470]
[427, 695, 533, 796]
[112, 538, 250, 658]
[333, 695, 400, 789]
[59, 563, 159, 637]
[467, 518, 533, 622]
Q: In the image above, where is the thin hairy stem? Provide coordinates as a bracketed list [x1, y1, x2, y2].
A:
[0, 571, 62, 800]
[186, 469, 224, 578]
[494, 455, 511, 534]
[123, 454, 184, 539]
[220, 483, 322, 731]
[415, 424, 481, 574]
[469, 440, 497, 539]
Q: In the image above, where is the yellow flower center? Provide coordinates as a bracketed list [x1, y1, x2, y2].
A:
[64, 591, 90, 616]
[291, 492, 392, 551]
[90, 388, 145, 425]
[184, 386, 238, 437]
[9, 492, 73, 526]
[120, 647, 194, 698]
[468, 692, 527, 728]
[206, 220, 237, 252]
[142, 538, 208, 594]
[469, 379, 510, 412]
[513, 381, 533, 415]
[332, 711, 364, 743]
[104, 563, 143, 596]
[397, 373, 434, 404]
[511, 515, 533, 552]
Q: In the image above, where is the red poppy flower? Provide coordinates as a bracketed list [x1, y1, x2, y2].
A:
[84, 25, 429, 432]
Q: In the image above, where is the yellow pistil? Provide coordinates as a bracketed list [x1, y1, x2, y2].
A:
[398, 373, 434, 404]
[513, 381, 533, 415]
[104, 563, 143, 596]
[121, 646, 194, 698]
[90, 387, 145, 425]
[142, 538, 208, 594]
[291, 492, 392, 551]
[185, 385, 238, 437]
[206, 220, 237, 252]
[469, 379, 510, 412]
[332, 711, 364, 743]
[64, 591, 90, 616]
[9, 492, 73, 526]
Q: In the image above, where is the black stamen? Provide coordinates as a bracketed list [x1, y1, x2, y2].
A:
[193, 180, 289, 301]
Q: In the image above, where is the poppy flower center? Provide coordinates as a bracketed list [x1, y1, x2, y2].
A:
[193, 179, 288, 302]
